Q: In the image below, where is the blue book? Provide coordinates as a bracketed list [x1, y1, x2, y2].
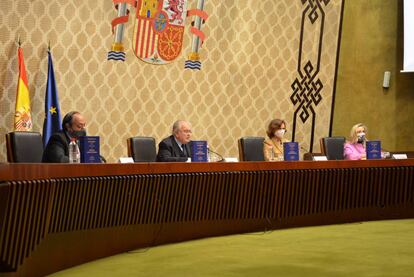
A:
[283, 142, 299, 161]
[366, 140, 381, 159]
[78, 136, 101, 163]
[191, 140, 208, 162]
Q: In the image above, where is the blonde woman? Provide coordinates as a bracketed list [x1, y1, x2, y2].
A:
[263, 119, 288, 161]
[344, 123, 367, 160]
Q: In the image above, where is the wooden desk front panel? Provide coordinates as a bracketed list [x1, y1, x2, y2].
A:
[0, 161, 414, 276]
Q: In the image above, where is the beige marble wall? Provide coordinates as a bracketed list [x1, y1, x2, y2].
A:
[0, 0, 343, 162]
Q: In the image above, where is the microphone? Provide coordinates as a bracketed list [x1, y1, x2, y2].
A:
[207, 148, 224, 162]
[100, 155, 107, 163]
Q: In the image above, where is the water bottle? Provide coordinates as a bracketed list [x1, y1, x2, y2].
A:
[69, 138, 80, 163]
[207, 145, 211, 162]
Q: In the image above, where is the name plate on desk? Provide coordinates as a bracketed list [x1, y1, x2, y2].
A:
[191, 140, 208, 162]
[118, 157, 134, 163]
[224, 157, 238, 162]
[366, 140, 381, 159]
[313, 156, 328, 161]
[392, 154, 408, 159]
[283, 142, 299, 161]
[78, 136, 101, 163]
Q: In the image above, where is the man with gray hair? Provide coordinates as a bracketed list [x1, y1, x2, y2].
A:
[156, 120, 192, 162]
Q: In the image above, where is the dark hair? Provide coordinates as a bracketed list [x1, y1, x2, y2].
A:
[266, 119, 286, 139]
[62, 111, 80, 130]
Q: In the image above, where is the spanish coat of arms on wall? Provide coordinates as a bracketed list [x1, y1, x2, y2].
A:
[108, 0, 208, 70]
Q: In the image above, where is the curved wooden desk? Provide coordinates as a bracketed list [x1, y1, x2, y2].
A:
[1, 160, 414, 276]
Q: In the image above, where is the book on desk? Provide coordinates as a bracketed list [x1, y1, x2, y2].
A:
[283, 142, 299, 161]
[366, 140, 381, 160]
[191, 140, 208, 162]
[78, 136, 101, 163]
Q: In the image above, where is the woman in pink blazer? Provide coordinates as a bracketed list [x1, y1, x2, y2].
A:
[344, 123, 368, 160]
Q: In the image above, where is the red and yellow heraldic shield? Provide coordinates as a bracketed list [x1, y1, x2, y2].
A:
[133, 0, 188, 64]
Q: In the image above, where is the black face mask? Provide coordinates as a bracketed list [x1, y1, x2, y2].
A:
[69, 129, 87, 138]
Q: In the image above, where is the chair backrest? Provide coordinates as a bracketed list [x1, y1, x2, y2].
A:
[127, 136, 157, 162]
[5, 131, 44, 163]
[238, 137, 265, 161]
[320, 136, 346, 160]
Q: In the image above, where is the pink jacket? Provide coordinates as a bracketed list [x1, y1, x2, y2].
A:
[344, 142, 365, 160]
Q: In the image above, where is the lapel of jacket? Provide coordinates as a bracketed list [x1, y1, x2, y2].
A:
[171, 136, 185, 157]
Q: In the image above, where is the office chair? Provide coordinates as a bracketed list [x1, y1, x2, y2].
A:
[5, 131, 44, 163]
[127, 136, 157, 162]
[238, 136, 265, 161]
[320, 136, 346, 160]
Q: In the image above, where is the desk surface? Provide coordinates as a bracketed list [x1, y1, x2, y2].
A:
[1, 159, 414, 181]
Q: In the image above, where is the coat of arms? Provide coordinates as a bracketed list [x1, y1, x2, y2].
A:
[108, 0, 208, 70]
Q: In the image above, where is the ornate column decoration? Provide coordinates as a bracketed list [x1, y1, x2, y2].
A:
[290, 0, 330, 152]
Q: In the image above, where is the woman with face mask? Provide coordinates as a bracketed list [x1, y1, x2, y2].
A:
[263, 119, 288, 161]
[344, 123, 367, 160]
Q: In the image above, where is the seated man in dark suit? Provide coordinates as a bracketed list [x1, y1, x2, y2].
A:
[157, 120, 192, 162]
[42, 111, 87, 163]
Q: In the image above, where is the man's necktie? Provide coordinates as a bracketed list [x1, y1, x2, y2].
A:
[182, 144, 187, 156]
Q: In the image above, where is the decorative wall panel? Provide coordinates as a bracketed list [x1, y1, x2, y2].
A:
[0, 0, 343, 162]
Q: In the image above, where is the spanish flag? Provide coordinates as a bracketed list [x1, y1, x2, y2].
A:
[14, 47, 32, 131]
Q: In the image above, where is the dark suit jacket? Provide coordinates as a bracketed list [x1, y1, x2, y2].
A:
[156, 135, 192, 162]
[42, 130, 70, 163]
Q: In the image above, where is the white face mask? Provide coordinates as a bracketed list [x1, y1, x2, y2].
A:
[357, 132, 366, 143]
[275, 129, 285, 139]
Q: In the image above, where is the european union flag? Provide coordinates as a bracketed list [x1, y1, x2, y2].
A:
[42, 50, 62, 147]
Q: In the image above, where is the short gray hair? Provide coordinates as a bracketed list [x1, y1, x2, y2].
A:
[172, 120, 190, 135]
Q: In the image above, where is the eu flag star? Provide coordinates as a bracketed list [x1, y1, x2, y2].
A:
[49, 106, 57, 114]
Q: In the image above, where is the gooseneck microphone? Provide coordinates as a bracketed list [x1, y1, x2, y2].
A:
[207, 148, 224, 162]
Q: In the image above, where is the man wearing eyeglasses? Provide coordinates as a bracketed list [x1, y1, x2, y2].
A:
[156, 120, 192, 162]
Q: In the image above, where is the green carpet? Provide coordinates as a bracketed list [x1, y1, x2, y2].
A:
[50, 219, 414, 276]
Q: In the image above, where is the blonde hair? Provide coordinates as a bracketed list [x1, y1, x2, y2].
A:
[349, 123, 367, 144]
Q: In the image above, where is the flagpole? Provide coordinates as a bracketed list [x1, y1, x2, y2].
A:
[14, 37, 33, 131]
[43, 44, 62, 146]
